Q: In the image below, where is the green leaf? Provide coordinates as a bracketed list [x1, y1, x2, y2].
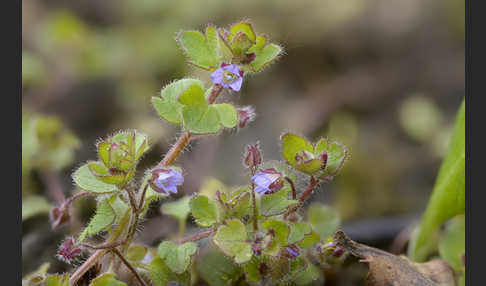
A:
[213, 219, 252, 264]
[89, 273, 127, 286]
[73, 164, 119, 193]
[97, 141, 111, 167]
[281, 133, 314, 166]
[307, 203, 340, 240]
[152, 79, 205, 125]
[157, 241, 197, 274]
[108, 195, 130, 223]
[260, 187, 298, 216]
[161, 196, 191, 223]
[144, 256, 191, 286]
[262, 219, 289, 246]
[79, 198, 116, 241]
[230, 191, 251, 219]
[408, 99, 465, 261]
[197, 248, 243, 286]
[189, 195, 218, 227]
[314, 139, 348, 177]
[288, 222, 312, 245]
[22, 195, 51, 221]
[297, 231, 320, 249]
[179, 86, 237, 134]
[229, 22, 256, 43]
[438, 215, 465, 272]
[176, 28, 221, 70]
[242, 256, 263, 283]
[212, 104, 238, 128]
[295, 158, 324, 175]
[293, 262, 322, 286]
[45, 274, 69, 286]
[250, 43, 282, 72]
[127, 244, 148, 262]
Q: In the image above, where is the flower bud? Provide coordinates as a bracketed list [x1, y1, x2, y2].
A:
[237, 106, 256, 129]
[244, 142, 262, 169]
[57, 237, 82, 264]
[50, 204, 71, 230]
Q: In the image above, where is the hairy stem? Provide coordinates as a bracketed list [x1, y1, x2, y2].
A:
[69, 249, 107, 286]
[70, 85, 224, 284]
[285, 177, 320, 218]
[298, 176, 319, 203]
[112, 248, 149, 286]
[176, 230, 215, 244]
[250, 182, 259, 231]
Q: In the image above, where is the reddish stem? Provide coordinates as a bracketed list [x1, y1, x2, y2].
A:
[298, 176, 319, 202]
[285, 177, 297, 200]
[176, 230, 215, 244]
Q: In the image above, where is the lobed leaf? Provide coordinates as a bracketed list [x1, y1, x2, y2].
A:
[189, 195, 219, 227]
[73, 164, 119, 193]
[157, 241, 198, 274]
[152, 79, 205, 125]
[213, 219, 252, 264]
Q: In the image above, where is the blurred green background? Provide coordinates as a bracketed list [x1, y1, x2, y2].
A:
[22, 0, 464, 283]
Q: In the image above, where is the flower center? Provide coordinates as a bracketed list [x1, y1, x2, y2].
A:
[222, 70, 238, 84]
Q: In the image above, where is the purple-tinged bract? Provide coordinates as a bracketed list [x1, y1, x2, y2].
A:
[57, 237, 82, 264]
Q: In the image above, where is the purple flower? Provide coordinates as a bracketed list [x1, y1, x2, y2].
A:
[211, 64, 244, 91]
[57, 237, 82, 264]
[285, 246, 300, 258]
[251, 168, 284, 196]
[149, 168, 184, 194]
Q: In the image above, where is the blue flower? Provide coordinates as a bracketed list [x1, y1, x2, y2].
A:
[211, 64, 244, 91]
[285, 246, 299, 258]
[149, 168, 184, 194]
[251, 168, 283, 196]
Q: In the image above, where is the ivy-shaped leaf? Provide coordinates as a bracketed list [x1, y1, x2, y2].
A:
[176, 27, 222, 70]
[152, 79, 205, 125]
[260, 187, 298, 216]
[73, 164, 119, 194]
[281, 132, 348, 178]
[157, 241, 197, 274]
[197, 249, 243, 286]
[213, 219, 252, 264]
[179, 82, 238, 134]
[288, 222, 312, 245]
[249, 43, 282, 72]
[189, 195, 219, 227]
[143, 256, 191, 286]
